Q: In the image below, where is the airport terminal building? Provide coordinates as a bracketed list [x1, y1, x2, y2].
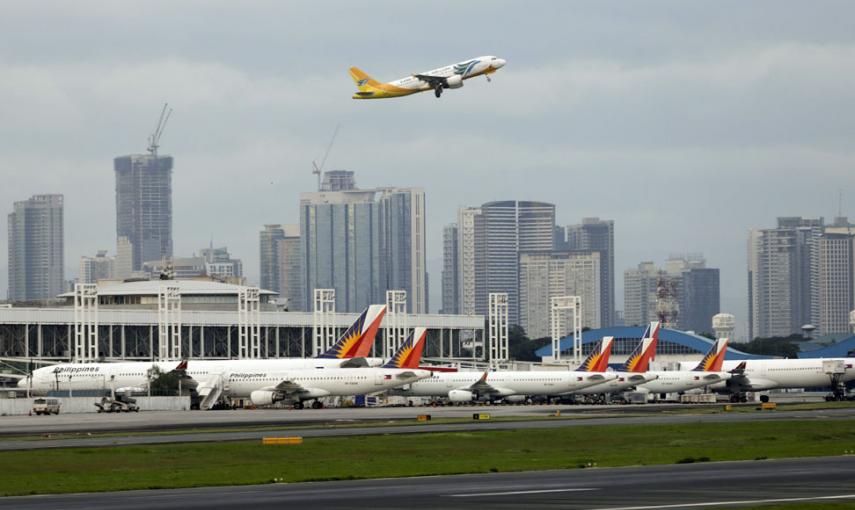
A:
[0, 279, 482, 361]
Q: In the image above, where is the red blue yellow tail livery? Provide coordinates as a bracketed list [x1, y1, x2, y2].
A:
[623, 322, 661, 373]
[317, 304, 386, 359]
[382, 327, 427, 369]
[575, 337, 614, 372]
[693, 338, 729, 372]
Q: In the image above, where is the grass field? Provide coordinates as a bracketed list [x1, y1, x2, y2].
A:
[1, 418, 855, 496]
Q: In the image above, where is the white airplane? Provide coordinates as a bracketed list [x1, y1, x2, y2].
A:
[636, 338, 732, 398]
[394, 340, 617, 403]
[20, 359, 190, 396]
[349, 56, 507, 99]
[19, 305, 388, 405]
[701, 357, 855, 400]
[571, 333, 660, 397]
[233, 328, 431, 409]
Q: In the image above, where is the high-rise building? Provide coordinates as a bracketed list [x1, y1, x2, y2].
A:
[566, 218, 615, 326]
[441, 223, 459, 314]
[320, 170, 356, 192]
[468, 200, 555, 324]
[624, 255, 720, 332]
[198, 246, 243, 280]
[377, 187, 427, 313]
[748, 217, 823, 339]
[79, 250, 115, 284]
[114, 154, 173, 272]
[259, 224, 301, 309]
[624, 261, 660, 327]
[114, 236, 133, 280]
[456, 207, 483, 315]
[519, 250, 601, 338]
[8, 194, 64, 302]
[299, 173, 426, 313]
[813, 227, 854, 335]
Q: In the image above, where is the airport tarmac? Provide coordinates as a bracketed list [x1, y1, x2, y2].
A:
[2, 406, 854, 451]
[1, 456, 853, 509]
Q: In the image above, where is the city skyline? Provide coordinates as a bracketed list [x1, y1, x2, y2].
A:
[2, 2, 855, 339]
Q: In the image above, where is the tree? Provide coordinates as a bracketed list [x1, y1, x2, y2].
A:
[508, 325, 551, 361]
[737, 334, 802, 358]
[147, 366, 181, 395]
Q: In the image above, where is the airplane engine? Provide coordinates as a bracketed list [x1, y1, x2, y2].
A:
[445, 75, 463, 89]
[448, 389, 475, 402]
[250, 390, 278, 406]
[503, 395, 527, 403]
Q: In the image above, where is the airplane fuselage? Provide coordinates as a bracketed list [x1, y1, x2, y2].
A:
[351, 56, 506, 99]
[397, 370, 614, 399]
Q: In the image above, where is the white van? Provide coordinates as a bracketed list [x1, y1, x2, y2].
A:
[32, 398, 61, 415]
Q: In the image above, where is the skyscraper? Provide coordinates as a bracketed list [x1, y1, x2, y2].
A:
[79, 250, 115, 284]
[624, 261, 660, 327]
[813, 228, 854, 335]
[519, 250, 601, 338]
[8, 194, 64, 302]
[456, 207, 483, 315]
[748, 217, 823, 339]
[455, 201, 555, 324]
[566, 218, 615, 326]
[441, 223, 459, 314]
[624, 255, 720, 332]
[114, 154, 173, 272]
[260, 224, 301, 309]
[299, 173, 427, 313]
[377, 187, 427, 313]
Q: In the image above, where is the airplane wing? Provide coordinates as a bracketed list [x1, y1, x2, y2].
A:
[271, 379, 308, 395]
[463, 371, 504, 398]
[413, 74, 447, 87]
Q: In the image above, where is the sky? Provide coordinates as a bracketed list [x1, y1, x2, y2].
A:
[1, 1, 854, 339]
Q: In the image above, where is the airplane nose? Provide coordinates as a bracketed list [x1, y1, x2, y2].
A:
[494, 58, 506, 69]
[17, 378, 27, 389]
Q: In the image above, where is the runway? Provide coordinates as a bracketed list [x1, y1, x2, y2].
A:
[2, 456, 853, 509]
[2, 406, 854, 451]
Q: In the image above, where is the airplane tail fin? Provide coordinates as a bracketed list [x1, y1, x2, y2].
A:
[317, 304, 386, 359]
[575, 337, 614, 372]
[623, 323, 660, 373]
[693, 338, 729, 372]
[382, 327, 428, 369]
[349, 67, 381, 91]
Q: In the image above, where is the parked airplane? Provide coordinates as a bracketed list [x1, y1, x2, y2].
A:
[707, 357, 855, 401]
[18, 305, 387, 405]
[635, 338, 732, 398]
[20, 359, 190, 396]
[233, 328, 432, 409]
[349, 56, 506, 99]
[394, 339, 617, 403]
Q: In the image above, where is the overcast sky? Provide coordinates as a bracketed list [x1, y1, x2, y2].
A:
[2, 1, 854, 338]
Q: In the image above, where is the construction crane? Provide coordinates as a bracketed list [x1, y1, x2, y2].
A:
[312, 124, 340, 191]
[147, 103, 173, 158]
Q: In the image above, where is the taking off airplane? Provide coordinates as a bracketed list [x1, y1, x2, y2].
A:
[349, 56, 507, 99]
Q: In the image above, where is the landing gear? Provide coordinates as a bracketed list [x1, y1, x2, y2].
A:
[486, 74, 492, 83]
[311, 400, 323, 410]
[434, 85, 443, 98]
[292, 401, 304, 410]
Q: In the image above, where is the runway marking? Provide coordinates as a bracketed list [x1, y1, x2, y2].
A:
[450, 488, 598, 497]
[595, 493, 855, 510]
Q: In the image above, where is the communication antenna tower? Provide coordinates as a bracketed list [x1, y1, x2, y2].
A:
[312, 124, 340, 191]
[147, 103, 173, 158]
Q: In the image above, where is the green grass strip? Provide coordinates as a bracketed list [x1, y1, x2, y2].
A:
[1, 419, 855, 496]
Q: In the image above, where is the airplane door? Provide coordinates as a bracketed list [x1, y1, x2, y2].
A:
[375, 373, 384, 386]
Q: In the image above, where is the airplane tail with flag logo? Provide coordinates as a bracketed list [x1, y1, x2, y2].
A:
[382, 327, 428, 369]
[317, 304, 386, 359]
[693, 338, 729, 372]
[349, 67, 381, 90]
[575, 337, 614, 372]
[623, 322, 661, 373]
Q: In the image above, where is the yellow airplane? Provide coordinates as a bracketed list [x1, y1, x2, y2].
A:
[349, 56, 506, 99]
